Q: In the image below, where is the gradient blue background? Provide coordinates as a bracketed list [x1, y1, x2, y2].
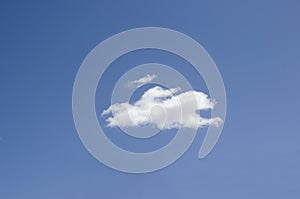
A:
[1, 0, 300, 198]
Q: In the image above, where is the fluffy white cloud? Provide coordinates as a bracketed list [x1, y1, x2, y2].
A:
[102, 85, 222, 130]
[128, 74, 156, 88]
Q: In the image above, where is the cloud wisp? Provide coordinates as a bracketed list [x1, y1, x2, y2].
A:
[128, 74, 156, 88]
[102, 85, 222, 130]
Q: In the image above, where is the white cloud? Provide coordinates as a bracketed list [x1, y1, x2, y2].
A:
[128, 74, 156, 88]
[102, 86, 222, 130]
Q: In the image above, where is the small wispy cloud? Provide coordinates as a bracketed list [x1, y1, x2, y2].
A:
[128, 74, 157, 88]
[102, 86, 222, 130]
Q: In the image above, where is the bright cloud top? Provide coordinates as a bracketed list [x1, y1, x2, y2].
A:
[102, 84, 223, 130]
[128, 74, 156, 88]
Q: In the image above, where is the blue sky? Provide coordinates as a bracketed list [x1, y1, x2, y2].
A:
[1, 0, 300, 198]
